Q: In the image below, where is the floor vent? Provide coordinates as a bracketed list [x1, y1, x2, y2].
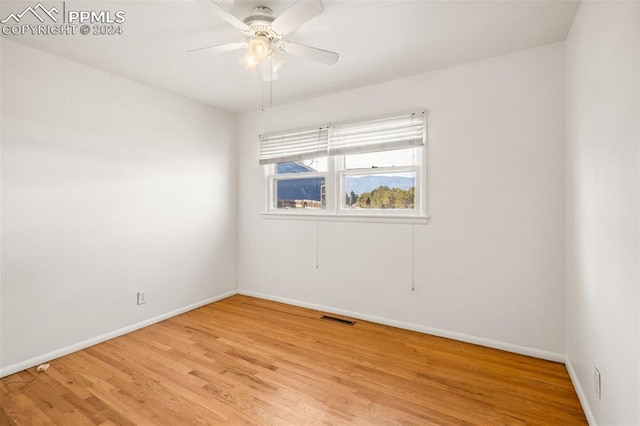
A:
[320, 315, 356, 326]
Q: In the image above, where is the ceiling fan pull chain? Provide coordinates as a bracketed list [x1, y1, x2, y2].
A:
[270, 61, 273, 108]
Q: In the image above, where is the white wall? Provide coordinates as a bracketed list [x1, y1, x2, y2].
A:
[0, 40, 237, 375]
[565, 2, 640, 425]
[237, 43, 566, 358]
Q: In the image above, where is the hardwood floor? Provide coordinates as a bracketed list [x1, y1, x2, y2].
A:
[1, 295, 586, 425]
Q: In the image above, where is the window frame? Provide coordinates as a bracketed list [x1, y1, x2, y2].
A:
[262, 111, 428, 220]
[265, 147, 426, 218]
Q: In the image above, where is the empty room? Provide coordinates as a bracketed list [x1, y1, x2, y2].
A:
[1, 0, 638, 424]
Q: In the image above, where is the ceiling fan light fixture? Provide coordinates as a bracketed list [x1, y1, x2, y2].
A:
[248, 36, 272, 61]
[240, 53, 259, 72]
[269, 51, 285, 72]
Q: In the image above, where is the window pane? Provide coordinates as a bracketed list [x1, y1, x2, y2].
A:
[275, 177, 326, 209]
[345, 148, 417, 170]
[276, 158, 327, 174]
[343, 172, 415, 209]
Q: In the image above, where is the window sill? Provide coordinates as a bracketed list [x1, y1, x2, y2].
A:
[261, 212, 429, 224]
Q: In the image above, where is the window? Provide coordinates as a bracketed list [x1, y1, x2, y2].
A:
[260, 111, 426, 218]
[340, 148, 419, 212]
[272, 159, 327, 210]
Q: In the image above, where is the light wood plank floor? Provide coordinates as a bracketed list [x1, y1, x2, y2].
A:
[1, 295, 586, 425]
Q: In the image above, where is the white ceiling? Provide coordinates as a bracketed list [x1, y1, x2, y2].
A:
[1, 0, 580, 113]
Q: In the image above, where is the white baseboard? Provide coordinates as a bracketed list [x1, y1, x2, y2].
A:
[237, 289, 565, 363]
[565, 358, 597, 425]
[2, 288, 567, 378]
[0, 290, 237, 378]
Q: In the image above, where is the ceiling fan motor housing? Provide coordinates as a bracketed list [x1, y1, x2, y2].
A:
[244, 6, 275, 33]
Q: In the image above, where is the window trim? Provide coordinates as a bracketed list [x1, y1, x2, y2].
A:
[265, 147, 427, 218]
[262, 111, 428, 220]
[261, 211, 430, 224]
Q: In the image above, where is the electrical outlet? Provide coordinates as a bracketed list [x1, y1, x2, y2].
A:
[137, 291, 147, 305]
[593, 367, 601, 399]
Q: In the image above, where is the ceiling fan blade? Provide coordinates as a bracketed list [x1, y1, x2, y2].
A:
[207, 1, 251, 31]
[280, 42, 338, 65]
[271, 0, 324, 36]
[188, 42, 248, 57]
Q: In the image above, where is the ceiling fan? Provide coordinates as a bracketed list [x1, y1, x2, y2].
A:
[189, 0, 339, 81]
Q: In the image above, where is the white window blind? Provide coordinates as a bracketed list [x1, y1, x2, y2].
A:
[328, 111, 425, 155]
[259, 127, 329, 165]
